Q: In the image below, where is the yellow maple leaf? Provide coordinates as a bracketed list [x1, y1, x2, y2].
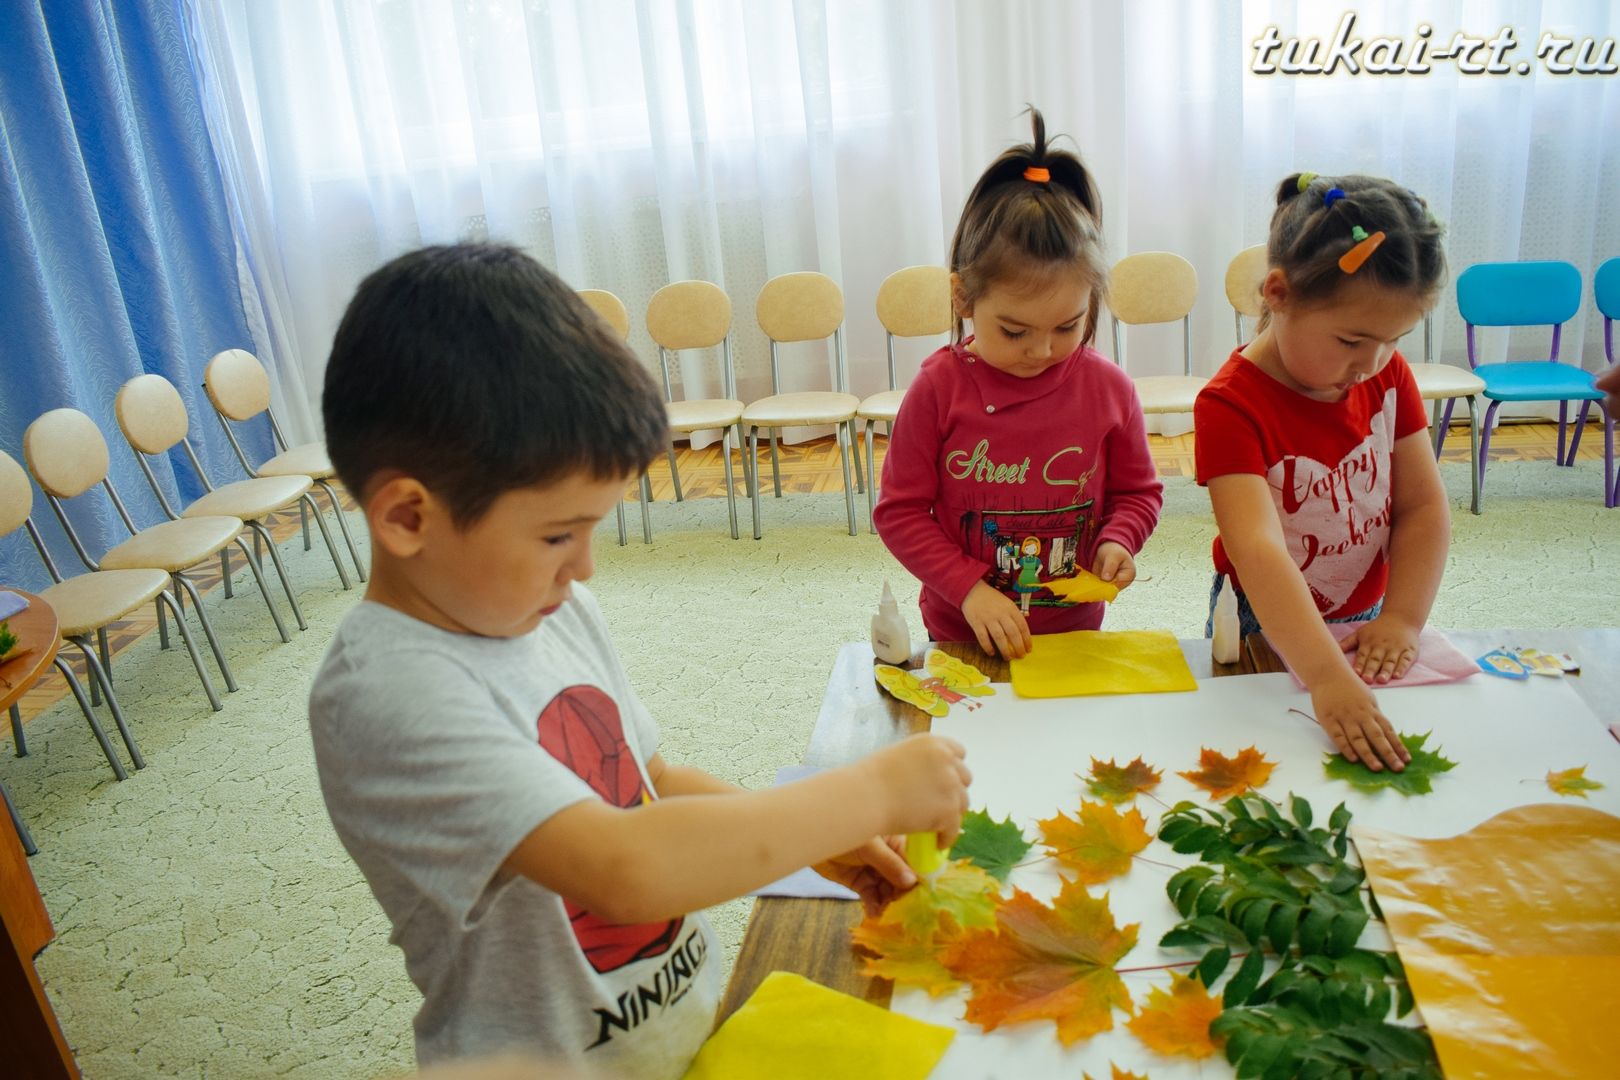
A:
[850, 861, 1002, 994]
[943, 878, 1138, 1045]
[1178, 745, 1276, 800]
[1545, 765, 1604, 799]
[1038, 801, 1152, 884]
[851, 912, 965, 996]
[1126, 971, 1225, 1059]
[1084, 1067, 1150, 1080]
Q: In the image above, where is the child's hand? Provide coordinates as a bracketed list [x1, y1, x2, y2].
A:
[1310, 673, 1410, 772]
[961, 581, 1032, 658]
[813, 836, 915, 916]
[862, 733, 971, 846]
[1091, 542, 1137, 590]
[1339, 615, 1421, 683]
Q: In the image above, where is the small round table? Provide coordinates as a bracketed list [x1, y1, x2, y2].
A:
[1, 589, 62, 855]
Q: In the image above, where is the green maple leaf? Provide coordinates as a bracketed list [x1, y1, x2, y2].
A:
[1083, 755, 1163, 803]
[0, 621, 15, 660]
[1323, 731, 1456, 796]
[949, 809, 1034, 882]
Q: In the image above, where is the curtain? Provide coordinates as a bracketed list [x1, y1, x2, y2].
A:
[0, 0, 273, 592]
[186, 0, 1620, 444]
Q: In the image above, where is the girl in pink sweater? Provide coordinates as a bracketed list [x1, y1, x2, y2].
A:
[874, 109, 1162, 659]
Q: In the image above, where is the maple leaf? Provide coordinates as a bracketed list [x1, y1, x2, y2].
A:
[850, 861, 1002, 994]
[949, 809, 1034, 882]
[850, 911, 965, 996]
[1084, 1067, 1149, 1080]
[943, 878, 1138, 1045]
[1322, 731, 1456, 796]
[1084, 756, 1164, 803]
[1178, 746, 1276, 800]
[1038, 801, 1152, 884]
[1546, 765, 1604, 799]
[1126, 971, 1224, 1059]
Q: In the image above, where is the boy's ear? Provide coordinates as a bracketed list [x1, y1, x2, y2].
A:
[1260, 267, 1291, 312]
[365, 474, 441, 558]
[949, 272, 973, 319]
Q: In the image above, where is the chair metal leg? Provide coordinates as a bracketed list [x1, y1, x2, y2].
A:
[734, 422, 753, 493]
[299, 497, 311, 550]
[317, 479, 367, 582]
[249, 522, 308, 631]
[769, 430, 782, 497]
[721, 426, 739, 540]
[837, 422, 857, 537]
[1603, 410, 1616, 509]
[301, 493, 353, 590]
[233, 535, 292, 642]
[156, 595, 170, 650]
[151, 591, 221, 714]
[615, 500, 628, 546]
[74, 637, 151, 763]
[174, 573, 238, 693]
[1, 777, 35, 855]
[849, 425, 865, 495]
[9, 703, 26, 757]
[1477, 399, 1503, 497]
[97, 628, 112, 687]
[1563, 400, 1591, 465]
[253, 527, 262, 565]
[638, 474, 653, 544]
[1466, 395, 1482, 515]
[52, 656, 126, 779]
[667, 447, 684, 502]
[864, 419, 878, 534]
[1430, 399, 1444, 457]
[749, 426, 764, 540]
[220, 547, 234, 598]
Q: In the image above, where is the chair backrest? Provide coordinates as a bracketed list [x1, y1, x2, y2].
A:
[646, 280, 735, 401]
[1455, 260, 1582, 367]
[1224, 245, 1267, 343]
[116, 374, 191, 455]
[204, 349, 272, 422]
[1108, 252, 1198, 375]
[0, 450, 32, 537]
[578, 289, 631, 340]
[1597, 257, 1620, 364]
[875, 266, 951, 391]
[756, 271, 847, 392]
[23, 409, 110, 498]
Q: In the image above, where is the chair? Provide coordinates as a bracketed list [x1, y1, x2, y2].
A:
[1456, 260, 1614, 509]
[742, 272, 862, 538]
[1108, 252, 1205, 425]
[202, 349, 367, 582]
[1, 450, 221, 779]
[1224, 244, 1268, 345]
[114, 374, 349, 634]
[645, 281, 745, 541]
[577, 290, 648, 547]
[856, 266, 951, 533]
[1595, 257, 1620, 507]
[1410, 316, 1487, 516]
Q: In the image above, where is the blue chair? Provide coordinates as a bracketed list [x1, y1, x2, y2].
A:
[1596, 257, 1620, 506]
[1455, 260, 1614, 509]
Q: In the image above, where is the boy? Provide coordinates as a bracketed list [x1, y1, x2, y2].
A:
[309, 244, 970, 1078]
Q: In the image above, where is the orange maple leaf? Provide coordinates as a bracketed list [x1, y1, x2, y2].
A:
[943, 878, 1138, 1045]
[1084, 1067, 1149, 1080]
[850, 861, 1002, 994]
[851, 911, 966, 995]
[1038, 801, 1152, 884]
[1126, 971, 1225, 1059]
[1178, 745, 1276, 800]
[1084, 756, 1164, 803]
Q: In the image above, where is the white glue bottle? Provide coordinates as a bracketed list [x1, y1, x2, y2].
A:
[1211, 574, 1240, 664]
[871, 580, 913, 665]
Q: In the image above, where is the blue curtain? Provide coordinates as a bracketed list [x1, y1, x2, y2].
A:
[0, 0, 271, 592]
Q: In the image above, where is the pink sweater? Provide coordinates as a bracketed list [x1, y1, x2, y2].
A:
[874, 341, 1163, 643]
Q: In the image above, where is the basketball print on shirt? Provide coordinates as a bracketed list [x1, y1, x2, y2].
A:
[537, 686, 682, 974]
[1267, 388, 1398, 614]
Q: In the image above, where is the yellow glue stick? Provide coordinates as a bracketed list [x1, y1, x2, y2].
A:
[905, 831, 947, 877]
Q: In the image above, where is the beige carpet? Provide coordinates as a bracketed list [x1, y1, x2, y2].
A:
[7, 460, 1618, 1078]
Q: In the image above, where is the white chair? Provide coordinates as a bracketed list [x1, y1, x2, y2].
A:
[856, 265, 951, 532]
[202, 349, 367, 582]
[577, 290, 647, 547]
[1108, 252, 1205, 424]
[742, 272, 862, 538]
[1410, 315, 1486, 515]
[1225, 244, 1268, 344]
[645, 281, 745, 541]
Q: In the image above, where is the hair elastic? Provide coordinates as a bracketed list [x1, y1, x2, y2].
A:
[1023, 165, 1050, 183]
[1339, 226, 1386, 274]
[1296, 172, 1318, 193]
[1322, 187, 1346, 209]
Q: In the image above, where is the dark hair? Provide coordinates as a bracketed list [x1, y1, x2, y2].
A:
[949, 107, 1108, 346]
[1261, 173, 1447, 321]
[323, 243, 668, 526]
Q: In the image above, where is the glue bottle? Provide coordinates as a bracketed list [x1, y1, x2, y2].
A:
[871, 580, 912, 665]
[1211, 574, 1240, 664]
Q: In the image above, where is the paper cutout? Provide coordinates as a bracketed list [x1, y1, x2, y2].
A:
[681, 971, 955, 1080]
[1084, 755, 1164, 803]
[1476, 648, 1530, 679]
[1178, 746, 1276, 800]
[1126, 972, 1224, 1059]
[1352, 804, 1620, 1080]
[1323, 731, 1456, 796]
[944, 878, 1138, 1045]
[1042, 569, 1120, 604]
[874, 648, 995, 717]
[1037, 801, 1152, 884]
[949, 810, 1034, 882]
[1010, 629, 1198, 699]
[1545, 766, 1604, 799]
[1270, 624, 1478, 689]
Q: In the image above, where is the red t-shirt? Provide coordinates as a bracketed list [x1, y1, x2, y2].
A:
[1193, 348, 1427, 619]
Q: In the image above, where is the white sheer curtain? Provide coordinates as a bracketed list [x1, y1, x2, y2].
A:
[183, 0, 1620, 443]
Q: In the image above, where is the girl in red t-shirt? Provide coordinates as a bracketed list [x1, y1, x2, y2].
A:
[1194, 173, 1450, 775]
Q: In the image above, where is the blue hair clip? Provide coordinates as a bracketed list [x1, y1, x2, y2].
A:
[1323, 187, 1346, 209]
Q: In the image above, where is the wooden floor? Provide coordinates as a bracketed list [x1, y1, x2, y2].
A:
[5, 419, 1604, 734]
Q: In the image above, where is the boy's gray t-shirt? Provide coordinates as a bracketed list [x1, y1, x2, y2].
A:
[308, 587, 720, 1076]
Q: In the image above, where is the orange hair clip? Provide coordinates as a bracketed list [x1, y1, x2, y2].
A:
[1339, 227, 1386, 274]
[1023, 165, 1050, 183]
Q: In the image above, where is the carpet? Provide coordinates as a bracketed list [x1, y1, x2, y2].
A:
[7, 460, 1616, 1078]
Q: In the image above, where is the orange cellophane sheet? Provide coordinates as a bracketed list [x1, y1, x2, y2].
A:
[1352, 804, 1620, 1079]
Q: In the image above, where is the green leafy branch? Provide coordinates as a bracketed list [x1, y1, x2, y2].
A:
[0, 621, 17, 661]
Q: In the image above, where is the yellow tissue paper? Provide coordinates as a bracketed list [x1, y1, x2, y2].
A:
[1010, 629, 1198, 698]
[1042, 569, 1120, 604]
[682, 971, 955, 1080]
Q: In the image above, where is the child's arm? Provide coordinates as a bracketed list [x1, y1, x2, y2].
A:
[1207, 473, 1408, 772]
[1091, 387, 1165, 589]
[501, 734, 970, 924]
[1336, 431, 1450, 682]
